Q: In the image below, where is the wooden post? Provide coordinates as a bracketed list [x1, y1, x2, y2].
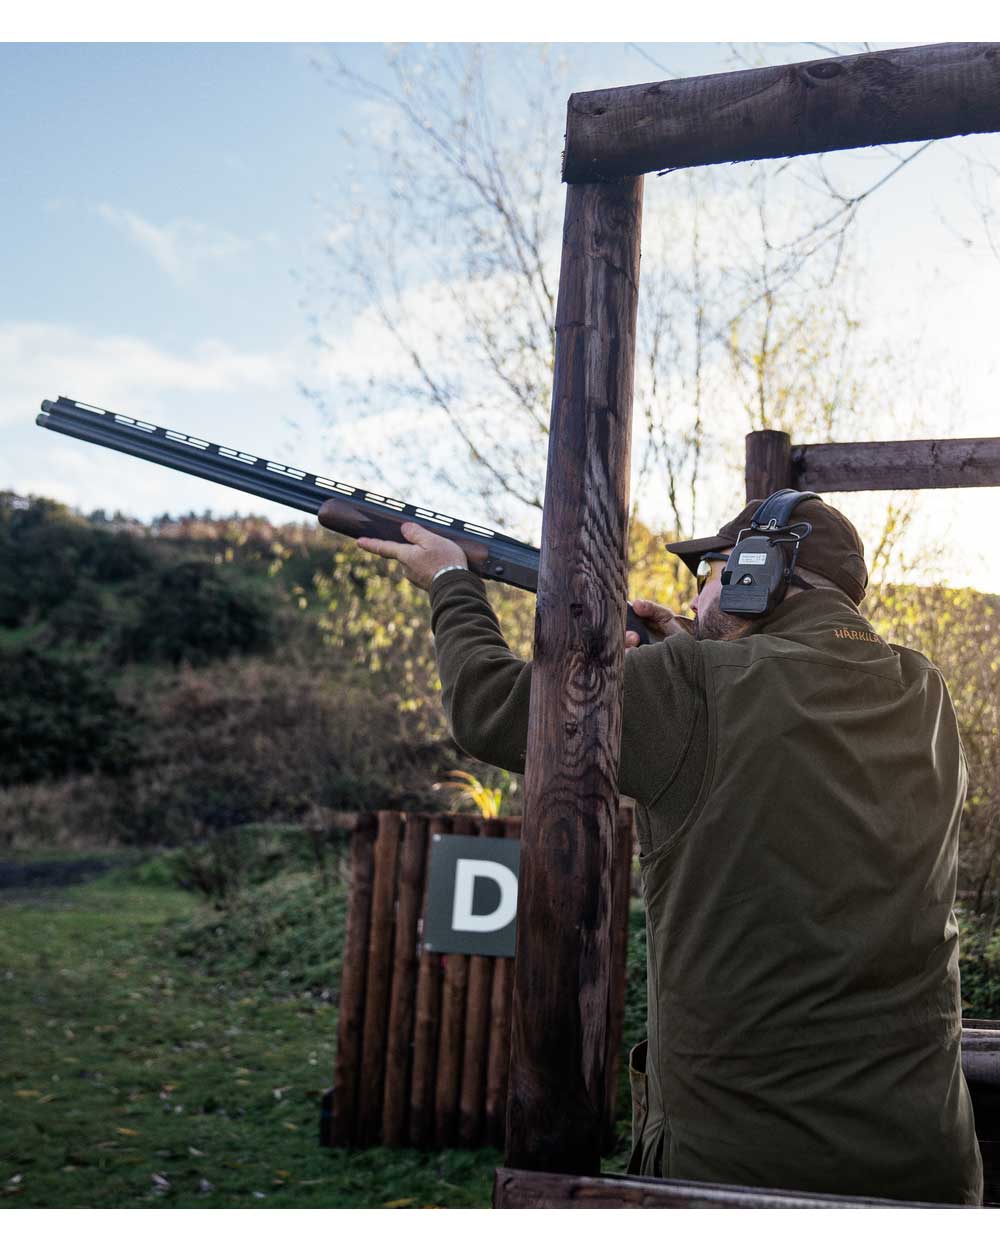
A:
[434, 813, 475, 1146]
[792, 435, 1000, 492]
[601, 805, 634, 1153]
[745, 430, 794, 502]
[505, 175, 643, 1175]
[459, 816, 501, 1146]
[327, 813, 376, 1146]
[485, 816, 520, 1147]
[408, 813, 450, 1148]
[563, 43, 1000, 182]
[355, 810, 402, 1147]
[381, 812, 430, 1145]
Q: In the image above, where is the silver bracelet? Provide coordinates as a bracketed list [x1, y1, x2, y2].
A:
[431, 564, 470, 584]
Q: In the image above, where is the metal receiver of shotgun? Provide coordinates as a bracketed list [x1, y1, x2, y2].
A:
[35, 396, 651, 644]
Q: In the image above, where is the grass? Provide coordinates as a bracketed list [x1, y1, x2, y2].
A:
[0, 865, 499, 1208]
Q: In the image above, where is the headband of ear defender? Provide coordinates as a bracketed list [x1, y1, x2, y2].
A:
[719, 489, 820, 618]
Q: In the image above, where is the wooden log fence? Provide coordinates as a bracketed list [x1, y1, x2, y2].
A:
[323, 808, 635, 1151]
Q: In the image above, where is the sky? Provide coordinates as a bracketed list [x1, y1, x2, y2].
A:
[2, 39, 999, 594]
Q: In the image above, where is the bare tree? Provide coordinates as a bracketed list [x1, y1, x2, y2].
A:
[305, 44, 950, 569]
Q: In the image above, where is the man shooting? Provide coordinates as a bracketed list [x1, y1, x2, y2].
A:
[357, 492, 983, 1206]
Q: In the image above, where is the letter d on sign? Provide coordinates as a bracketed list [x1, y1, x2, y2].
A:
[422, 833, 521, 956]
[452, 859, 518, 933]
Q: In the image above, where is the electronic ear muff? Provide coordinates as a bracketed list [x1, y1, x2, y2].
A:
[718, 489, 820, 617]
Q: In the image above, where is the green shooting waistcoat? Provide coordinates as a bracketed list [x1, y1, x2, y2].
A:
[428, 572, 983, 1205]
[628, 597, 983, 1205]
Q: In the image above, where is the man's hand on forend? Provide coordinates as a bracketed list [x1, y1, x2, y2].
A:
[625, 599, 695, 649]
[357, 522, 468, 591]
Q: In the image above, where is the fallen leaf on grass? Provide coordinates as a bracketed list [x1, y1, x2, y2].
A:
[151, 1173, 170, 1190]
[188, 1146, 205, 1158]
[15, 1089, 42, 1098]
[282, 1122, 299, 1131]
[116, 1127, 140, 1137]
[383, 1197, 417, 1208]
[274, 1170, 291, 1179]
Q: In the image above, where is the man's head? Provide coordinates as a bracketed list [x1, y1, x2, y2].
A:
[668, 496, 868, 641]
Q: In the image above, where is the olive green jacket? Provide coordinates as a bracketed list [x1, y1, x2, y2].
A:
[428, 570, 983, 1206]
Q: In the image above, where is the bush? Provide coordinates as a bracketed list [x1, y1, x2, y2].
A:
[118, 559, 277, 666]
[116, 659, 456, 844]
[169, 822, 347, 902]
[959, 906, 1000, 1021]
[0, 646, 143, 786]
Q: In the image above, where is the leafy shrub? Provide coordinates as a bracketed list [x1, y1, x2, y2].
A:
[0, 494, 151, 628]
[118, 560, 277, 666]
[0, 646, 143, 786]
[169, 822, 348, 902]
[959, 906, 1000, 1021]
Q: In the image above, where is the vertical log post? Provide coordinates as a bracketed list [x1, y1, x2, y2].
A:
[459, 816, 502, 1146]
[326, 813, 377, 1146]
[355, 810, 402, 1147]
[408, 813, 450, 1148]
[484, 815, 520, 1146]
[745, 429, 795, 502]
[434, 813, 475, 1146]
[381, 812, 430, 1146]
[505, 176, 644, 1175]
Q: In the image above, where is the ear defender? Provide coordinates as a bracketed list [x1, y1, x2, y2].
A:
[719, 489, 819, 617]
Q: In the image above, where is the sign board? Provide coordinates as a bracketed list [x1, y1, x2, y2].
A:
[422, 833, 521, 958]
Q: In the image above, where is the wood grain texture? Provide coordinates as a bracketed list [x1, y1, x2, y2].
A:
[433, 814, 475, 1147]
[745, 430, 794, 502]
[564, 43, 1000, 182]
[381, 812, 430, 1145]
[601, 806, 633, 1154]
[484, 816, 519, 1147]
[492, 1168, 957, 1209]
[327, 814, 377, 1146]
[792, 436, 1000, 492]
[355, 811, 402, 1147]
[459, 817, 503, 1146]
[506, 177, 643, 1174]
[407, 814, 451, 1148]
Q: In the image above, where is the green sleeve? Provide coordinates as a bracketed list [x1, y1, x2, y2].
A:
[429, 569, 704, 806]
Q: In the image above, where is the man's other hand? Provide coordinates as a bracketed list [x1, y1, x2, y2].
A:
[357, 522, 468, 591]
[625, 599, 695, 649]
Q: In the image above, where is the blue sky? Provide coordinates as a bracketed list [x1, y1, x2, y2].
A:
[3, 41, 998, 591]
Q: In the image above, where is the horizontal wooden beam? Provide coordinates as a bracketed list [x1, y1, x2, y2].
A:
[493, 1168, 955, 1209]
[792, 436, 1000, 492]
[563, 43, 1000, 183]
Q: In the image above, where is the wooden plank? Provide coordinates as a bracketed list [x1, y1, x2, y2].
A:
[458, 816, 501, 1146]
[507, 175, 643, 1175]
[492, 1168, 958, 1209]
[563, 43, 1000, 183]
[355, 810, 402, 1147]
[745, 430, 794, 502]
[484, 816, 520, 1147]
[601, 805, 633, 1153]
[408, 813, 450, 1149]
[433, 813, 475, 1147]
[381, 812, 430, 1146]
[327, 813, 376, 1146]
[792, 436, 1000, 492]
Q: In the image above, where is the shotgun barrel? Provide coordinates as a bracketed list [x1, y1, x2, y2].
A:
[35, 396, 650, 641]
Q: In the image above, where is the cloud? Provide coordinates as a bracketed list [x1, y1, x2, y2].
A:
[94, 203, 249, 284]
[0, 321, 289, 430]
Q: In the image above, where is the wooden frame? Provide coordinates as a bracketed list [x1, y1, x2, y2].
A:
[504, 41, 1000, 1205]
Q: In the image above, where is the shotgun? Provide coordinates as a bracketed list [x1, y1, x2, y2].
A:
[35, 396, 651, 643]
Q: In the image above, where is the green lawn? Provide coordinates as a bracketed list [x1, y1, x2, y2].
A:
[0, 868, 499, 1208]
